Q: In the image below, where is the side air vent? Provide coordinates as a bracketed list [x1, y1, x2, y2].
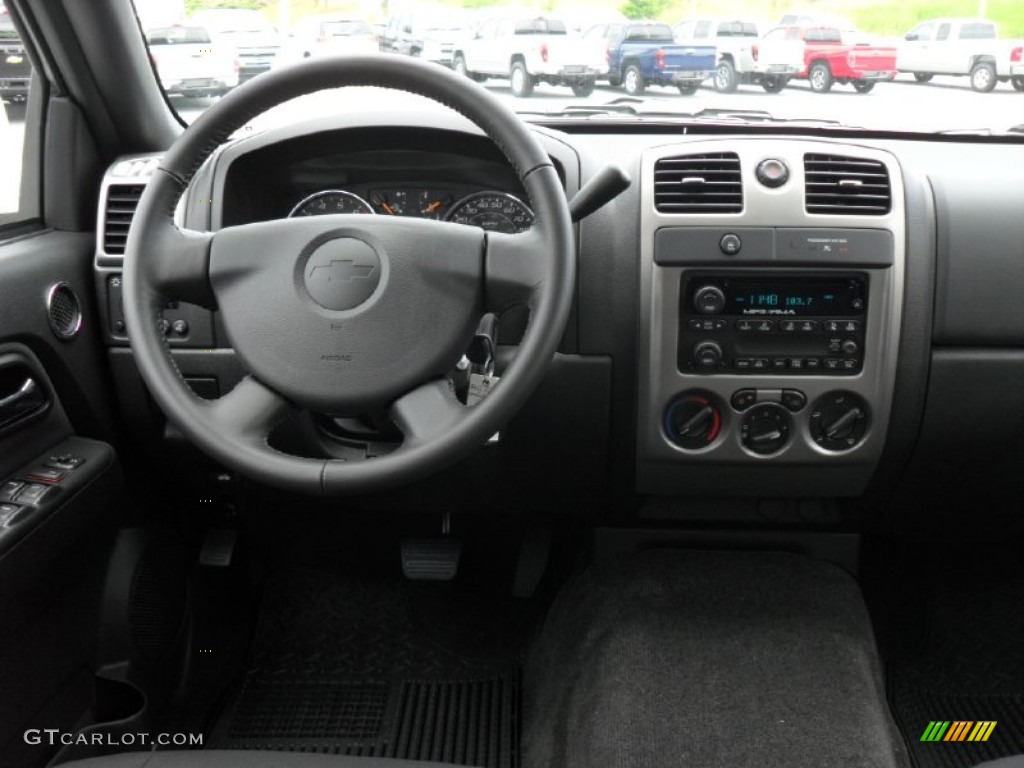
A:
[102, 184, 146, 255]
[804, 154, 891, 215]
[654, 152, 743, 214]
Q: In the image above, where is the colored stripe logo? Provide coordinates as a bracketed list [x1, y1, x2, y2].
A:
[920, 721, 997, 742]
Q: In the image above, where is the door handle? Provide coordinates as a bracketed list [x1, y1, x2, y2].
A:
[0, 377, 47, 433]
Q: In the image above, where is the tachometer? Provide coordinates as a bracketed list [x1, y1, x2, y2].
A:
[288, 190, 374, 217]
[445, 191, 533, 234]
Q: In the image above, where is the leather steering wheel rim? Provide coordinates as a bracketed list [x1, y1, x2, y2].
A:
[122, 55, 575, 496]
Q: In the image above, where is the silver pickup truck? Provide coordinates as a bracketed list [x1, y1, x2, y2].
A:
[897, 18, 1024, 92]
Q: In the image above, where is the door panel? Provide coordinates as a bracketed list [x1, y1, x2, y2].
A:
[0, 230, 126, 767]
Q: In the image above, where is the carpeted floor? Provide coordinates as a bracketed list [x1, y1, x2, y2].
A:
[522, 549, 908, 768]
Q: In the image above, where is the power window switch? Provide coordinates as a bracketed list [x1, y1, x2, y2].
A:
[25, 468, 65, 484]
[0, 481, 24, 503]
[45, 455, 84, 471]
[0, 503, 23, 527]
[14, 483, 50, 505]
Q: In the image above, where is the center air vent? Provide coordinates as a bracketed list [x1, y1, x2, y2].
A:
[102, 184, 146, 255]
[654, 153, 743, 214]
[804, 154, 891, 215]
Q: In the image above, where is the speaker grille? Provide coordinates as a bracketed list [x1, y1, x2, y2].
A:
[47, 283, 82, 340]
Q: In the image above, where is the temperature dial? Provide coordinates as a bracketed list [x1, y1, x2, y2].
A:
[664, 393, 722, 450]
[740, 404, 792, 455]
[809, 391, 870, 451]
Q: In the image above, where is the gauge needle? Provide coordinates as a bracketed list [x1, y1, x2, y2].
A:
[423, 199, 444, 214]
[381, 201, 397, 215]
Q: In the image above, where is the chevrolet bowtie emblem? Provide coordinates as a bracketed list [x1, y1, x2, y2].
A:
[308, 259, 376, 283]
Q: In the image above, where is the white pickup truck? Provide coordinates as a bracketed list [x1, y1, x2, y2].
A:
[897, 18, 1024, 92]
[452, 15, 607, 97]
[673, 17, 805, 93]
[146, 25, 239, 98]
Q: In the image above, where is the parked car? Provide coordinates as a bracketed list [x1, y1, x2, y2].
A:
[673, 17, 805, 93]
[765, 24, 898, 93]
[190, 8, 281, 82]
[452, 15, 606, 97]
[146, 25, 239, 98]
[897, 18, 1024, 92]
[584, 21, 714, 96]
[0, 3, 30, 106]
[380, 10, 474, 67]
[284, 16, 378, 61]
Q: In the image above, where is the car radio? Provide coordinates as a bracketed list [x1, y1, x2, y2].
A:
[677, 274, 867, 375]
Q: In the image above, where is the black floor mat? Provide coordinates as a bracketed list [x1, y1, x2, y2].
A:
[880, 542, 1024, 768]
[209, 569, 530, 767]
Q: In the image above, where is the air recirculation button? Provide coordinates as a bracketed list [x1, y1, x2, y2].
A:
[809, 391, 870, 451]
[664, 393, 722, 450]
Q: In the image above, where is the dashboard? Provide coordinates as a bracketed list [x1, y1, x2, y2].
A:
[92, 108, 1024, 517]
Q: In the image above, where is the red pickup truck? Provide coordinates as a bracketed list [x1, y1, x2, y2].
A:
[764, 25, 898, 93]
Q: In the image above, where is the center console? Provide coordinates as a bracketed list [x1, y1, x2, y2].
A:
[637, 139, 905, 496]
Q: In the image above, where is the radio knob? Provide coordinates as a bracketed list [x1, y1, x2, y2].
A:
[693, 340, 723, 370]
[694, 285, 726, 315]
[841, 339, 859, 355]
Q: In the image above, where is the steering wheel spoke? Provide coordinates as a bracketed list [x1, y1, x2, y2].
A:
[205, 375, 295, 444]
[389, 378, 466, 446]
[485, 229, 548, 312]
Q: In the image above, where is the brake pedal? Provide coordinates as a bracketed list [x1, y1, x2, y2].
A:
[401, 538, 461, 581]
[199, 528, 237, 567]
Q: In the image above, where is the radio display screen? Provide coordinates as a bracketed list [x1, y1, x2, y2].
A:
[697, 277, 865, 317]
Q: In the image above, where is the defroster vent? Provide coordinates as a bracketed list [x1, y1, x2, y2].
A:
[804, 154, 891, 215]
[102, 184, 146, 255]
[654, 153, 743, 214]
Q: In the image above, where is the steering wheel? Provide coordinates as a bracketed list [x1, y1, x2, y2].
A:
[123, 56, 575, 495]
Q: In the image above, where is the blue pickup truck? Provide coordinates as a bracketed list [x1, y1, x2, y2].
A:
[584, 21, 716, 95]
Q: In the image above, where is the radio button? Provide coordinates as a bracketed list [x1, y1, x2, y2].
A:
[720, 233, 742, 255]
[823, 320, 840, 332]
[754, 320, 775, 333]
[735, 319, 753, 332]
[731, 389, 758, 410]
[734, 358, 753, 371]
[779, 320, 797, 333]
[824, 358, 842, 370]
[842, 359, 860, 370]
[789, 358, 805, 370]
[805, 358, 822, 371]
[841, 320, 862, 332]
[751, 358, 769, 370]
[828, 338, 843, 353]
[799, 320, 818, 332]
[851, 298, 865, 311]
[772, 358, 789, 370]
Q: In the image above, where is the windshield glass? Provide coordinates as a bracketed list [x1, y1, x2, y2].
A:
[133, 0, 1024, 136]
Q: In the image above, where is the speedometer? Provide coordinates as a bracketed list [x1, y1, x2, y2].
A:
[288, 190, 374, 217]
[445, 192, 533, 234]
